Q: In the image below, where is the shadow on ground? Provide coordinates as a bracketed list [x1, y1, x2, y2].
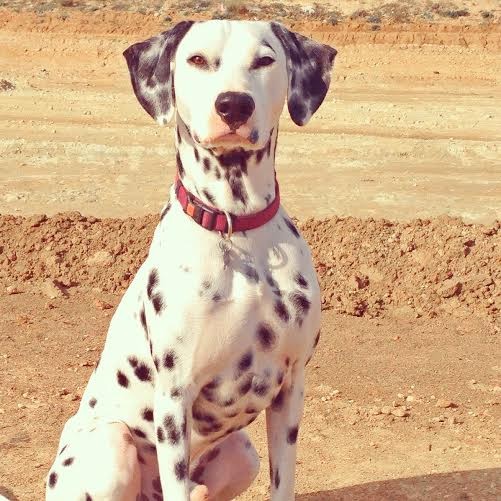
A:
[296, 468, 500, 500]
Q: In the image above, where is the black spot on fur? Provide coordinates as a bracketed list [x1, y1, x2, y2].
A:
[202, 188, 215, 205]
[48, 472, 58, 488]
[256, 323, 276, 351]
[62, 457, 74, 466]
[294, 272, 308, 289]
[157, 426, 165, 443]
[205, 378, 220, 390]
[117, 370, 129, 388]
[194, 147, 200, 162]
[205, 447, 219, 463]
[275, 468, 281, 489]
[190, 464, 205, 483]
[238, 351, 253, 373]
[255, 147, 265, 163]
[242, 264, 259, 283]
[174, 459, 187, 480]
[152, 476, 162, 493]
[229, 176, 247, 205]
[290, 291, 311, 323]
[274, 299, 290, 323]
[151, 293, 164, 314]
[89, 397, 97, 408]
[163, 350, 176, 370]
[283, 216, 300, 238]
[193, 409, 216, 424]
[177, 151, 185, 178]
[147, 270, 159, 299]
[134, 362, 153, 382]
[203, 157, 210, 172]
[160, 202, 171, 221]
[271, 387, 286, 411]
[142, 408, 154, 422]
[128, 356, 138, 368]
[139, 307, 148, 333]
[288, 94, 306, 124]
[171, 386, 182, 399]
[182, 413, 187, 437]
[253, 377, 270, 397]
[217, 148, 251, 173]
[164, 415, 181, 445]
[238, 375, 252, 396]
[287, 426, 299, 444]
[266, 273, 282, 296]
[133, 427, 147, 439]
[86, 494, 93, 501]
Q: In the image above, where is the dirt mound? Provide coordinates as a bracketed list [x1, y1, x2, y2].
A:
[302, 216, 499, 322]
[1, 9, 500, 49]
[1, 213, 499, 325]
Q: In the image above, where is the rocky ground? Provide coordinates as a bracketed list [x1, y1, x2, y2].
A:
[0, 1, 500, 500]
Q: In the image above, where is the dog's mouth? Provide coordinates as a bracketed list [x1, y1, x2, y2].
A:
[198, 127, 259, 150]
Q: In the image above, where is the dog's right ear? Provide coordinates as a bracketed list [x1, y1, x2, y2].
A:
[123, 21, 194, 125]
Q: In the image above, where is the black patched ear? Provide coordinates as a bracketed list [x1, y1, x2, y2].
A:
[123, 21, 194, 125]
[271, 22, 337, 126]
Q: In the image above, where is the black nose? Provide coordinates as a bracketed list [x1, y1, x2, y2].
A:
[215, 92, 255, 129]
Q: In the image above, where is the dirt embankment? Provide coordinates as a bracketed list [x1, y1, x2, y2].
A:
[1, 213, 499, 328]
[1, 9, 500, 48]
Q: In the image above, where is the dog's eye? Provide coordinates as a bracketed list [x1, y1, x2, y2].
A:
[188, 55, 208, 68]
[252, 56, 275, 69]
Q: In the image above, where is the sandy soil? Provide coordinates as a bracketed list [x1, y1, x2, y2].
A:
[0, 3, 500, 501]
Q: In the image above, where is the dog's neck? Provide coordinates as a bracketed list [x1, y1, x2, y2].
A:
[173, 117, 278, 216]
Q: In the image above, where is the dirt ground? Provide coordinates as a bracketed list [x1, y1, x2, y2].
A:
[0, 2, 500, 500]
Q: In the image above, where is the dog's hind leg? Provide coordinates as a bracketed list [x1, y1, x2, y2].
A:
[45, 421, 141, 501]
[190, 431, 259, 501]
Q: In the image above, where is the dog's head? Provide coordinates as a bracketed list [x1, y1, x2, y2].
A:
[124, 20, 337, 151]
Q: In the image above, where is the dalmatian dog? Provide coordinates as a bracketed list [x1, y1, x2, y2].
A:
[46, 20, 336, 501]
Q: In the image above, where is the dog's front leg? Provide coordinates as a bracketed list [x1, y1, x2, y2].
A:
[266, 363, 305, 500]
[153, 367, 193, 499]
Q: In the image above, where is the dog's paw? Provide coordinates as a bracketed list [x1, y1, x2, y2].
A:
[190, 484, 209, 501]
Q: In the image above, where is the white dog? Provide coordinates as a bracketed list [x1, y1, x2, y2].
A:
[46, 20, 336, 501]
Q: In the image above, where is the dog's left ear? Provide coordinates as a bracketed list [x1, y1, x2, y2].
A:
[123, 21, 194, 125]
[271, 22, 337, 126]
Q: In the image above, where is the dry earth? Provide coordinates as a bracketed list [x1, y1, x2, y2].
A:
[0, 2, 500, 501]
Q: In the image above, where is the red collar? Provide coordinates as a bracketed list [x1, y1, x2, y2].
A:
[175, 174, 280, 235]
